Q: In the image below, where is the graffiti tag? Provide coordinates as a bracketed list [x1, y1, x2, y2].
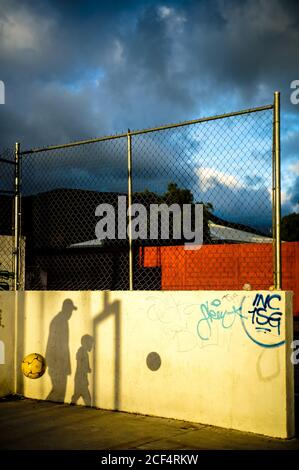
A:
[197, 297, 246, 341]
[240, 293, 285, 349]
[197, 294, 286, 349]
[249, 293, 282, 334]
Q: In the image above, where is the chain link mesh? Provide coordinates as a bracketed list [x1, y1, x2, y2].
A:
[21, 138, 128, 290]
[0, 148, 15, 290]
[16, 107, 274, 291]
[133, 109, 273, 290]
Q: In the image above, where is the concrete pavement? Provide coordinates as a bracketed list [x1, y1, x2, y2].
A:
[0, 396, 299, 450]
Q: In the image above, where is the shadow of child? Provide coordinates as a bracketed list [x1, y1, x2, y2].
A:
[71, 335, 94, 406]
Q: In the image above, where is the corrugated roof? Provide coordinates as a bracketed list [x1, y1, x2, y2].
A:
[69, 223, 272, 248]
[209, 222, 272, 243]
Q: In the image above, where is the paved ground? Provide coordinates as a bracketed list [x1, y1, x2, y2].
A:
[0, 396, 299, 451]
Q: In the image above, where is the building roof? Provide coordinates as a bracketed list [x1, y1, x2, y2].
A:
[69, 238, 104, 248]
[208, 221, 272, 243]
[68, 222, 272, 248]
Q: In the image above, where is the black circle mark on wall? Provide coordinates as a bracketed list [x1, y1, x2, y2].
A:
[146, 352, 161, 371]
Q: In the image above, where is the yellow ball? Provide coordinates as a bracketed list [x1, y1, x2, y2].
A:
[22, 353, 46, 379]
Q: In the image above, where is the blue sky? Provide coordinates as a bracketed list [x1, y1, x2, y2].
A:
[0, 0, 298, 228]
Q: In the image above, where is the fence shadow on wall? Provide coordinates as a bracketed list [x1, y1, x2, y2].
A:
[92, 291, 121, 410]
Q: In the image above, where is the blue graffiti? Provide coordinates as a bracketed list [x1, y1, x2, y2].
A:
[197, 297, 246, 341]
[249, 293, 282, 335]
[241, 293, 285, 348]
[239, 315, 285, 349]
[197, 294, 286, 349]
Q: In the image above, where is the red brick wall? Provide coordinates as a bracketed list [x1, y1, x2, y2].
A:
[140, 242, 299, 316]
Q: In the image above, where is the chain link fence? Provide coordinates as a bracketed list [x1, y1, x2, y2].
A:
[133, 108, 274, 290]
[21, 138, 128, 290]
[0, 148, 16, 290]
[2, 99, 279, 291]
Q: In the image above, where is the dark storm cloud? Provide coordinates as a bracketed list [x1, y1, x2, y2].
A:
[0, 0, 299, 219]
[184, 0, 299, 100]
[1, 0, 299, 142]
[289, 176, 299, 206]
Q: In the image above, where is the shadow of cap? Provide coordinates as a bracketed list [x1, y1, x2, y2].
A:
[62, 298, 78, 311]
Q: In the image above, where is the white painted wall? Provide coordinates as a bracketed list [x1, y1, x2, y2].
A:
[0, 292, 15, 396]
[0, 290, 294, 438]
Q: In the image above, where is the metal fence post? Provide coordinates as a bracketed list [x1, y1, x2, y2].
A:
[273, 91, 282, 290]
[14, 142, 21, 291]
[127, 130, 133, 290]
[272, 112, 277, 287]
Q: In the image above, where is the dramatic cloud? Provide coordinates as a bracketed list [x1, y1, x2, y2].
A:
[0, 0, 298, 225]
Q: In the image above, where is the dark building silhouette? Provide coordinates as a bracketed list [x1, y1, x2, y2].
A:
[0, 188, 267, 290]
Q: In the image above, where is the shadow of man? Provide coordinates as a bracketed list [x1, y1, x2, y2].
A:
[71, 335, 94, 406]
[46, 298, 77, 402]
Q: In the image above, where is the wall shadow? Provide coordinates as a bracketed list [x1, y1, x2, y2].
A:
[93, 291, 121, 409]
[256, 349, 280, 382]
[45, 298, 77, 402]
[16, 293, 24, 395]
[71, 334, 93, 406]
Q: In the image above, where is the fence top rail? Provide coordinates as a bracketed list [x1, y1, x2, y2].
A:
[19, 103, 273, 156]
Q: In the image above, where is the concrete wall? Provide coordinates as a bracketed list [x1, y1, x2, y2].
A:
[0, 292, 15, 396]
[140, 242, 299, 315]
[5, 289, 293, 438]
